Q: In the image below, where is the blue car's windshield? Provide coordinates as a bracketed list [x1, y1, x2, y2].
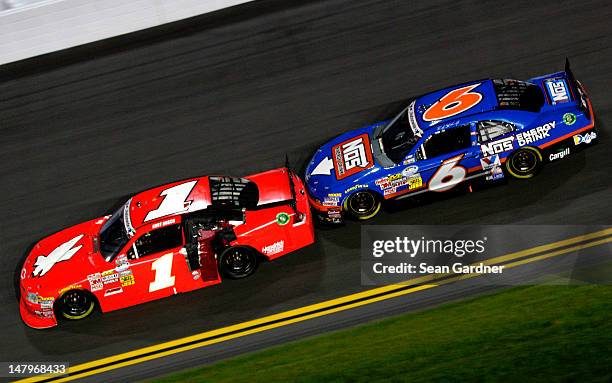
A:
[374, 101, 422, 164]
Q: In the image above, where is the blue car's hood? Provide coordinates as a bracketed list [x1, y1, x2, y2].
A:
[305, 123, 385, 199]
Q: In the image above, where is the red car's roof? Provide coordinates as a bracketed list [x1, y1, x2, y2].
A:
[125, 168, 293, 232]
[126, 176, 212, 231]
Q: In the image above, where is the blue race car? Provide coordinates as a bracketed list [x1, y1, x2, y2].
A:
[305, 60, 597, 223]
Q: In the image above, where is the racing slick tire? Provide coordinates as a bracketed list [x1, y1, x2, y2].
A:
[344, 190, 382, 220]
[57, 290, 96, 321]
[505, 147, 543, 179]
[219, 246, 259, 279]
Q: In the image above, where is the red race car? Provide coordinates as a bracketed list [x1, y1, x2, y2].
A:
[19, 167, 314, 329]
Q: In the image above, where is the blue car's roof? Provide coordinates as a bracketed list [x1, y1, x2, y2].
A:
[414, 80, 497, 131]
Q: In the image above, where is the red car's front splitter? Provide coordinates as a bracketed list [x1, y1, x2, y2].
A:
[20, 298, 57, 329]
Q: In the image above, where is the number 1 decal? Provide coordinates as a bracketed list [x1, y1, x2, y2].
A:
[144, 180, 197, 222]
[429, 154, 466, 192]
[422, 83, 483, 121]
[149, 253, 176, 292]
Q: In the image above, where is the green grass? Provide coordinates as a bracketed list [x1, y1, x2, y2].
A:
[151, 286, 612, 383]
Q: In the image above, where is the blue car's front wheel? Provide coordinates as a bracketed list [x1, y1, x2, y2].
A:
[344, 190, 381, 220]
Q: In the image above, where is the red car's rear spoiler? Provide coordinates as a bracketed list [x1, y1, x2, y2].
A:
[285, 156, 305, 222]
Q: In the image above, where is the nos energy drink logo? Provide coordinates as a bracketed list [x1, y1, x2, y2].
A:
[545, 79, 570, 104]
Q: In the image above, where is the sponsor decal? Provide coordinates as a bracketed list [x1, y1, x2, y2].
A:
[152, 218, 176, 229]
[87, 273, 103, 292]
[276, 212, 290, 226]
[480, 154, 500, 170]
[402, 165, 419, 177]
[563, 113, 577, 125]
[115, 254, 130, 272]
[324, 193, 342, 206]
[123, 199, 135, 237]
[323, 195, 341, 206]
[119, 269, 133, 277]
[120, 274, 135, 287]
[515, 121, 555, 147]
[192, 270, 201, 280]
[104, 287, 123, 297]
[549, 148, 570, 161]
[35, 310, 55, 318]
[487, 169, 504, 182]
[332, 134, 374, 180]
[39, 297, 54, 309]
[33, 234, 84, 277]
[58, 284, 82, 295]
[481, 136, 514, 156]
[480, 155, 504, 181]
[375, 174, 423, 196]
[573, 132, 597, 145]
[262, 240, 285, 256]
[407, 100, 422, 135]
[327, 210, 342, 219]
[344, 184, 368, 193]
[403, 155, 416, 165]
[545, 79, 570, 104]
[101, 272, 119, 284]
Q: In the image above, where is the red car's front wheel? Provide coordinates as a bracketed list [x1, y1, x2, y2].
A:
[57, 290, 96, 320]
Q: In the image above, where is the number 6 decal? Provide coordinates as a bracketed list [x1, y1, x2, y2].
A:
[429, 154, 466, 192]
[422, 83, 483, 121]
[149, 253, 176, 292]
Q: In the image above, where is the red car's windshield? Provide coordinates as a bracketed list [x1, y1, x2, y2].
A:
[99, 202, 130, 261]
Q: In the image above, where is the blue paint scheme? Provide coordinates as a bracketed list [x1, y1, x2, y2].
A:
[305, 65, 596, 222]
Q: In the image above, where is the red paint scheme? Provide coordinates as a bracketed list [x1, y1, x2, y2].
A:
[19, 167, 314, 329]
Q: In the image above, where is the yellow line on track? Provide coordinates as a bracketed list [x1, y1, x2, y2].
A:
[16, 228, 612, 383]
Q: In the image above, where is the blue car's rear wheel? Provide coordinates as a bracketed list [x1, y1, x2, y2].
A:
[506, 147, 542, 179]
[345, 190, 381, 220]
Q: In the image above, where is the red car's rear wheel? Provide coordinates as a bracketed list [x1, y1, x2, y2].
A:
[219, 246, 258, 279]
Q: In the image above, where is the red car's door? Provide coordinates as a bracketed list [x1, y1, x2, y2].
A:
[124, 224, 204, 304]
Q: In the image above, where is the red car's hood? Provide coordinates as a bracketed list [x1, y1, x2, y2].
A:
[21, 218, 108, 292]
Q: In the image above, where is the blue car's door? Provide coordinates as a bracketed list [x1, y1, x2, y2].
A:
[412, 123, 481, 193]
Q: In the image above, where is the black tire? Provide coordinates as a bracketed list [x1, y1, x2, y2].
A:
[57, 290, 96, 321]
[505, 147, 543, 179]
[344, 190, 382, 220]
[219, 246, 258, 279]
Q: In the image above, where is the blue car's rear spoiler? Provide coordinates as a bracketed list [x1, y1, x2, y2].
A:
[565, 58, 591, 119]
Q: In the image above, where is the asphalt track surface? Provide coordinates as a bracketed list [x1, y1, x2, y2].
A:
[1, 0, 611, 381]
